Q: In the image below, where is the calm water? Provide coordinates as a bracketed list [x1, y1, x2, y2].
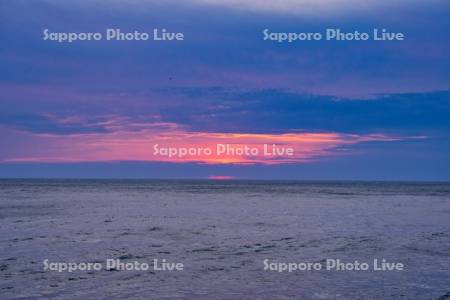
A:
[0, 180, 449, 299]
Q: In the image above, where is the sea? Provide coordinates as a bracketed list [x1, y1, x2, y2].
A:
[0, 179, 449, 299]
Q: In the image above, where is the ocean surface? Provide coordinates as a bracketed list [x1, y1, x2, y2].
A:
[0, 180, 449, 299]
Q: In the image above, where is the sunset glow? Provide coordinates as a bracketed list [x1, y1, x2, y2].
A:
[0, 117, 404, 165]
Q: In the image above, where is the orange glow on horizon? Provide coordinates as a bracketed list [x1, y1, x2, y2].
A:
[208, 175, 235, 180]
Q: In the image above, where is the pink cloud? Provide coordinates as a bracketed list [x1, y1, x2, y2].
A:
[0, 116, 407, 165]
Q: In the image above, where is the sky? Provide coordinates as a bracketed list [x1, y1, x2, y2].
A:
[0, 0, 449, 180]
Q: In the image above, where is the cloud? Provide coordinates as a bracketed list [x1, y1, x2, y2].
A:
[1, 87, 449, 136]
[1, 0, 449, 97]
[0, 119, 404, 165]
[189, 0, 436, 16]
[153, 88, 450, 134]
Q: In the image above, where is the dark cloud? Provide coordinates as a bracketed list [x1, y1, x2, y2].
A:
[0, 0, 449, 95]
[0, 0, 449, 179]
[1, 87, 449, 136]
[153, 88, 450, 135]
